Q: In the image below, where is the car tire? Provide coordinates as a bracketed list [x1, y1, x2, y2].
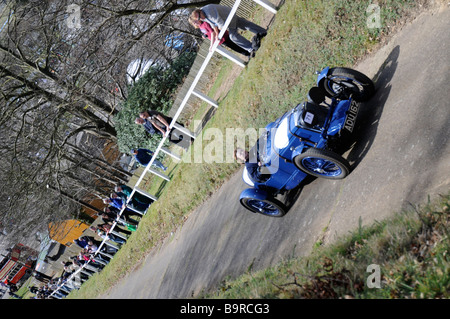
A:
[322, 67, 375, 101]
[240, 196, 286, 217]
[294, 148, 351, 179]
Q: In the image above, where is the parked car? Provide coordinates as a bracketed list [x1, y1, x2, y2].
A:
[239, 67, 375, 217]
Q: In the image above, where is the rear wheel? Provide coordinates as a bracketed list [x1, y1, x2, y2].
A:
[240, 196, 286, 217]
[322, 67, 375, 101]
[294, 148, 350, 179]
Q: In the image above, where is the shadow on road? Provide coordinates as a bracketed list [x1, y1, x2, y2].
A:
[346, 45, 400, 168]
[276, 175, 316, 215]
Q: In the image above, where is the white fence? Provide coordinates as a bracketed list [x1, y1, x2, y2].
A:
[49, 0, 277, 299]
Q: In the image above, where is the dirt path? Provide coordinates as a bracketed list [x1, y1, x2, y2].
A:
[101, 5, 450, 299]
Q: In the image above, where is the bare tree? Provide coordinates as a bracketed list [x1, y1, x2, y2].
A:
[0, 0, 218, 247]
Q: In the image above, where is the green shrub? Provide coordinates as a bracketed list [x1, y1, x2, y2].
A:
[115, 52, 196, 153]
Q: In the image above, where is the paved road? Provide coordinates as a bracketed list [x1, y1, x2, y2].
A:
[102, 7, 450, 299]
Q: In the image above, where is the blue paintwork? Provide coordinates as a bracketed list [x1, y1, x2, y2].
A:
[327, 99, 351, 136]
[240, 67, 360, 202]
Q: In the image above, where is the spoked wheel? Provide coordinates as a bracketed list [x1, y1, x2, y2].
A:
[294, 148, 350, 179]
[322, 67, 375, 101]
[240, 196, 286, 217]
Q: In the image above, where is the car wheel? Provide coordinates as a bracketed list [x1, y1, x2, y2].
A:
[294, 148, 350, 179]
[240, 196, 286, 217]
[322, 67, 375, 101]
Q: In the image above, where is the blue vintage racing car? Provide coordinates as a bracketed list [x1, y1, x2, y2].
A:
[239, 67, 375, 217]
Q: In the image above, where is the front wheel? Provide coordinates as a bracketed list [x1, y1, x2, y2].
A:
[240, 195, 286, 217]
[294, 148, 350, 179]
[322, 67, 375, 101]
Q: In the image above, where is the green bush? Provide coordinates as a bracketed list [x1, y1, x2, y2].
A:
[115, 52, 196, 153]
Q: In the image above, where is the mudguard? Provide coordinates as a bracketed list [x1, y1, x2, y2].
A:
[239, 188, 268, 202]
[327, 99, 351, 136]
[291, 143, 307, 160]
[316, 66, 330, 87]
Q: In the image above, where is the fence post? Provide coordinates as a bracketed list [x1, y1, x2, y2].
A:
[192, 89, 219, 108]
[251, 0, 277, 14]
[215, 45, 247, 67]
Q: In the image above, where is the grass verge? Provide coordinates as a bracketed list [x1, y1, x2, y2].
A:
[204, 193, 450, 299]
[67, 0, 437, 299]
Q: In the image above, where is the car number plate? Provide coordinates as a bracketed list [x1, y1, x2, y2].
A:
[344, 100, 360, 132]
[304, 112, 314, 124]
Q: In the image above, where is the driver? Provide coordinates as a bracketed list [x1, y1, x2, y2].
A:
[234, 147, 270, 183]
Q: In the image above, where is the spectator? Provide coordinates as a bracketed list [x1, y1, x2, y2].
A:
[189, 16, 249, 56]
[103, 192, 149, 213]
[29, 286, 39, 294]
[136, 109, 192, 149]
[6, 280, 18, 293]
[73, 236, 95, 249]
[131, 148, 167, 171]
[116, 191, 150, 212]
[134, 117, 158, 136]
[32, 270, 53, 283]
[115, 184, 154, 207]
[60, 260, 77, 281]
[234, 147, 271, 183]
[100, 206, 140, 226]
[76, 250, 103, 269]
[90, 225, 127, 246]
[139, 110, 185, 130]
[97, 222, 133, 237]
[84, 243, 111, 265]
[135, 117, 187, 148]
[190, 5, 267, 57]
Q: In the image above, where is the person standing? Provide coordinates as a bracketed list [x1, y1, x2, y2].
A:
[189, 17, 250, 56]
[131, 148, 167, 171]
[103, 193, 148, 213]
[115, 184, 154, 206]
[135, 116, 189, 149]
[190, 5, 267, 57]
[89, 226, 127, 246]
[234, 147, 271, 183]
[139, 110, 184, 131]
[101, 206, 140, 226]
[138, 109, 193, 149]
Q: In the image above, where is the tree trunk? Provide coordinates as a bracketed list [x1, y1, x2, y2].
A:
[0, 44, 118, 116]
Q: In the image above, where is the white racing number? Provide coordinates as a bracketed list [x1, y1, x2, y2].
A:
[304, 112, 315, 125]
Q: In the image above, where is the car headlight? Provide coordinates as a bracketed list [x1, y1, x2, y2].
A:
[274, 117, 290, 149]
[242, 167, 255, 187]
